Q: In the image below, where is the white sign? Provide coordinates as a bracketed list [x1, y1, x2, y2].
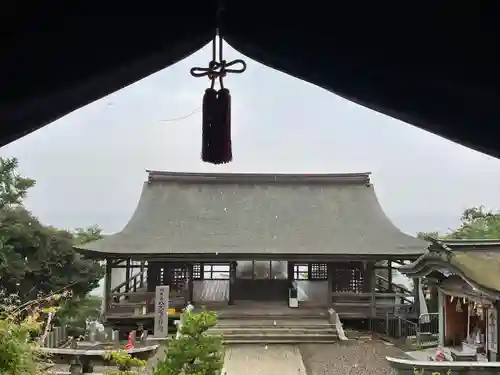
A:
[154, 285, 169, 338]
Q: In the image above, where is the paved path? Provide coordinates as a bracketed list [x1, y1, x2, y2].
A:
[222, 345, 307, 375]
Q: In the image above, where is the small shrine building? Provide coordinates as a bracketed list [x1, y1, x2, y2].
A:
[400, 238, 500, 362]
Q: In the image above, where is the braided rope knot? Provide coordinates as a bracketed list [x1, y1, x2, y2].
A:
[191, 59, 246, 88]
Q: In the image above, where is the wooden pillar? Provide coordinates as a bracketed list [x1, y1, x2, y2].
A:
[327, 262, 333, 307]
[125, 258, 131, 293]
[287, 261, 294, 285]
[495, 301, 500, 361]
[104, 259, 112, 314]
[387, 260, 393, 292]
[438, 288, 445, 347]
[140, 261, 145, 289]
[363, 261, 375, 293]
[186, 263, 193, 303]
[147, 262, 159, 293]
[163, 263, 173, 286]
[228, 261, 236, 305]
[413, 277, 421, 317]
[366, 262, 376, 317]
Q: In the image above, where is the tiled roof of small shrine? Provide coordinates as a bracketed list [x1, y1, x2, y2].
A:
[399, 238, 500, 296]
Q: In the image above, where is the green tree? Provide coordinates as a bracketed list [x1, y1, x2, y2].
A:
[0, 156, 104, 304]
[55, 294, 103, 337]
[448, 205, 500, 239]
[417, 231, 439, 240]
[74, 225, 104, 244]
[153, 310, 224, 375]
[0, 157, 35, 209]
[418, 206, 500, 240]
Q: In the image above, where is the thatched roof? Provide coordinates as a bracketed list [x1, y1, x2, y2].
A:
[76, 171, 427, 259]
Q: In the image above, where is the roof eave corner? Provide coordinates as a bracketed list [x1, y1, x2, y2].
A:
[398, 239, 451, 275]
[73, 237, 103, 254]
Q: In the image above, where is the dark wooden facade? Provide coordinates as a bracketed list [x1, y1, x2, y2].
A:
[102, 257, 420, 328]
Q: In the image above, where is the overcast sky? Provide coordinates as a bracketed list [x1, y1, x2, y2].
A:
[2, 43, 500, 237]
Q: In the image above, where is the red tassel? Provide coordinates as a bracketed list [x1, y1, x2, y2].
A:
[202, 88, 218, 162]
[201, 87, 232, 164]
[216, 88, 232, 163]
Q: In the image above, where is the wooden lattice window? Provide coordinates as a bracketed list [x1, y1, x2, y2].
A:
[192, 263, 202, 280]
[348, 267, 364, 292]
[172, 267, 186, 282]
[203, 264, 230, 280]
[332, 265, 364, 293]
[168, 266, 186, 293]
[293, 264, 309, 280]
[310, 263, 328, 280]
[159, 267, 165, 285]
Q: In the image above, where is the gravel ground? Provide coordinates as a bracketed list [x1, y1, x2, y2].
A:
[299, 340, 409, 375]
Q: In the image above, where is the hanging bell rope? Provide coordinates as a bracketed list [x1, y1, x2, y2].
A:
[190, 27, 246, 164]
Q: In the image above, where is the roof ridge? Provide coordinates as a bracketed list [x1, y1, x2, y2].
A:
[146, 171, 371, 185]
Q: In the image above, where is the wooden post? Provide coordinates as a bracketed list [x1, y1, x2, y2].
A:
[228, 261, 236, 305]
[186, 263, 193, 303]
[371, 287, 376, 318]
[413, 277, 421, 317]
[104, 259, 112, 314]
[125, 258, 131, 293]
[363, 261, 374, 292]
[327, 262, 333, 307]
[438, 288, 445, 346]
[287, 261, 294, 286]
[147, 263, 158, 292]
[495, 301, 500, 361]
[387, 260, 393, 292]
[140, 261, 145, 289]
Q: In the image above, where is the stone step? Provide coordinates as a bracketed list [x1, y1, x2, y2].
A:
[209, 327, 337, 335]
[217, 332, 337, 342]
[218, 314, 327, 320]
[222, 338, 337, 344]
[215, 319, 331, 328]
[214, 331, 337, 337]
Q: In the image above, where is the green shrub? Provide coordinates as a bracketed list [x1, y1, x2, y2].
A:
[104, 350, 147, 375]
[0, 291, 68, 375]
[152, 310, 224, 375]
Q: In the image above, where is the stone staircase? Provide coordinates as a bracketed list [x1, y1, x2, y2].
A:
[207, 317, 338, 344]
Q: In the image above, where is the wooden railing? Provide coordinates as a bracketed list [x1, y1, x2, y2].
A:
[331, 291, 414, 318]
[375, 275, 414, 301]
[371, 312, 419, 340]
[106, 290, 185, 318]
[111, 269, 148, 296]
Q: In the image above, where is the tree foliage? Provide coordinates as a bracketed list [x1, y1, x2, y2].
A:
[417, 205, 500, 240]
[0, 156, 104, 305]
[104, 350, 147, 375]
[0, 157, 35, 209]
[54, 294, 103, 336]
[0, 291, 68, 375]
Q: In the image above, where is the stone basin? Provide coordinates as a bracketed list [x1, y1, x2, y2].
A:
[386, 356, 500, 374]
[39, 342, 159, 373]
